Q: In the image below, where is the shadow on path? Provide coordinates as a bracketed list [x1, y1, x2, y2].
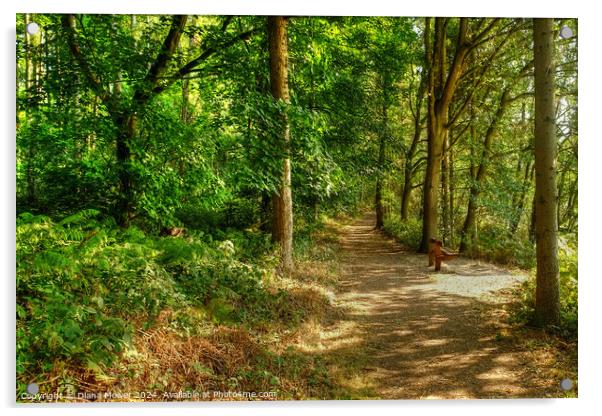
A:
[301, 213, 563, 399]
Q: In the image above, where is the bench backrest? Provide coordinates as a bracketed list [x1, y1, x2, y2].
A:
[428, 238, 443, 256]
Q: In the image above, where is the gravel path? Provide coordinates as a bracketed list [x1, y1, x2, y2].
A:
[317, 213, 558, 399]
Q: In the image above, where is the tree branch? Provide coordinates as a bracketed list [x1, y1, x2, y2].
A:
[221, 16, 234, 32]
[61, 14, 113, 106]
[447, 26, 521, 127]
[146, 16, 188, 89]
[133, 15, 188, 106]
[152, 28, 257, 96]
[468, 18, 501, 48]
[439, 18, 470, 112]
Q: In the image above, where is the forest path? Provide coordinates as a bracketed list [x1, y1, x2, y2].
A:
[313, 213, 561, 399]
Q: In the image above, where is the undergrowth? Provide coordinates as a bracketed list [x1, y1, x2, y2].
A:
[16, 209, 339, 400]
[470, 224, 536, 269]
[382, 217, 421, 250]
[512, 238, 578, 340]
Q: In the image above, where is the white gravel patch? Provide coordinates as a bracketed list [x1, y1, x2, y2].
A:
[421, 272, 528, 302]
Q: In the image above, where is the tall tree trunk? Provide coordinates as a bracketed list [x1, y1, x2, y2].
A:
[181, 77, 190, 123]
[375, 85, 388, 229]
[375, 149, 385, 228]
[511, 156, 524, 209]
[419, 18, 503, 252]
[259, 192, 272, 233]
[421, 116, 446, 253]
[420, 18, 445, 252]
[529, 192, 536, 242]
[63, 14, 192, 226]
[533, 18, 560, 326]
[448, 140, 455, 242]
[441, 131, 450, 243]
[562, 177, 577, 232]
[252, 47, 273, 233]
[268, 16, 294, 273]
[419, 18, 471, 252]
[401, 75, 426, 220]
[510, 158, 534, 235]
[400, 118, 420, 221]
[556, 166, 567, 228]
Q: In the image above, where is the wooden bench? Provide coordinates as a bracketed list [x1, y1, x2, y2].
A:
[428, 238, 458, 271]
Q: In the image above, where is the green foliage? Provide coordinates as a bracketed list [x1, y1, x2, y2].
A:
[16, 209, 299, 386]
[557, 237, 578, 333]
[513, 239, 578, 339]
[471, 223, 536, 269]
[17, 210, 129, 374]
[382, 217, 422, 250]
[175, 205, 223, 233]
[175, 197, 261, 235]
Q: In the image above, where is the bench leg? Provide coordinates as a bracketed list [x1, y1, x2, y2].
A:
[435, 257, 442, 271]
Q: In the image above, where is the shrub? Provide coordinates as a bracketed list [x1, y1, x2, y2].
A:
[470, 223, 536, 269]
[16, 210, 178, 377]
[512, 239, 577, 339]
[382, 217, 422, 250]
[175, 205, 223, 233]
[175, 197, 260, 234]
[222, 198, 260, 229]
[16, 209, 293, 394]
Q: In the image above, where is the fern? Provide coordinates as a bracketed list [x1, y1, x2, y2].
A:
[59, 209, 101, 226]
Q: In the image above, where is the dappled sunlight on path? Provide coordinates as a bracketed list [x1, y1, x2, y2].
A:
[301, 213, 561, 399]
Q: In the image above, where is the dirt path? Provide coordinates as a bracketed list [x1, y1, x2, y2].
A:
[309, 213, 569, 399]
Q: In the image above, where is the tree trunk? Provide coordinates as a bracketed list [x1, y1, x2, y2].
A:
[421, 117, 446, 253]
[562, 178, 577, 232]
[529, 192, 536, 242]
[268, 16, 294, 273]
[400, 164, 413, 220]
[181, 76, 190, 123]
[375, 86, 388, 229]
[419, 18, 445, 252]
[459, 87, 510, 252]
[449, 140, 455, 242]
[401, 23, 428, 221]
[375, 149, 385, 229]
[259, 192, 272, 233]
[62, 14, 192, 226]
[419, 18, 470, 252]
[180, 17, 197, 125]
[441, 131, 450, 243]
[510, 157, 524, 210]
[533, 18, 560, 327]
[510, 158, 534, 235]
[401, 112, 424, 222]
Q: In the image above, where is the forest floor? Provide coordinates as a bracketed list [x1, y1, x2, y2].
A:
[293, 213, 577, 399]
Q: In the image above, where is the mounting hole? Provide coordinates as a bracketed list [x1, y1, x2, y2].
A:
[559, 25, 573, 39]
[26, 382, 39, 395]
[560, 378, 574, 391]
[26, 22, 40, 35]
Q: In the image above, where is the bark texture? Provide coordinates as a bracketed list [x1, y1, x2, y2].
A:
[533, 18, 560, 326]
[268, 16, 294, 272]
